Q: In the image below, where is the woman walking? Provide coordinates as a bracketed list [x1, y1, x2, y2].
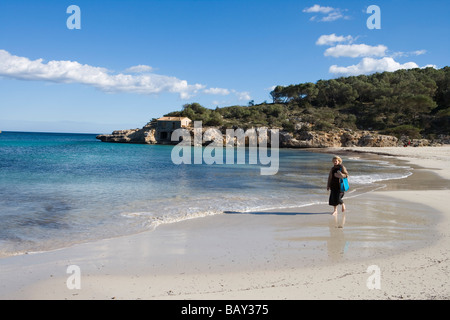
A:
[327, 156, 349, 216]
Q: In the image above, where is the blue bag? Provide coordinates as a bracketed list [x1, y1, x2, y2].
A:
[340, 177, 349, 192]
[339, 167, 349, 192]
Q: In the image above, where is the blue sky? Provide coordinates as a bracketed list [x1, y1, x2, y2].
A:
[0, 0, 448, 133]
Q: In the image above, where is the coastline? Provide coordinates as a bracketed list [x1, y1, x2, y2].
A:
[0, 146, 449, 300]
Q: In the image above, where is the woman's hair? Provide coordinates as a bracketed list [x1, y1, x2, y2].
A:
[332, 156, 342, 164]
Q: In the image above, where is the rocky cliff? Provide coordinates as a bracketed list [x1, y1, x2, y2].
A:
[96, 123, 157, 144]
[279, 129, 399, 148]
[96, 122, 412, 148]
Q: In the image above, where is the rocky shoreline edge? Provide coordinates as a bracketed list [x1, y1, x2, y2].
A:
[96, 122, 449, 148]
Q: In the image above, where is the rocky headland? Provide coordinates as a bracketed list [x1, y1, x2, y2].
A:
[96, 121, 447, 148]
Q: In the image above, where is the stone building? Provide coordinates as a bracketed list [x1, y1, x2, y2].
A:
[156, 117, 191, 142]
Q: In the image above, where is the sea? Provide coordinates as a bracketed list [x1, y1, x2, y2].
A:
[0, 131, 412, 257]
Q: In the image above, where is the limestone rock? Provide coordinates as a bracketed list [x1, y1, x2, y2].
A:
[96, 127, 157, 144]
[97, 121, 403, 148]
[278, 129, 399, 148]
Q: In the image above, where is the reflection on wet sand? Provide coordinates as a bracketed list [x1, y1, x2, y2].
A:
[327, 215, 348, 263]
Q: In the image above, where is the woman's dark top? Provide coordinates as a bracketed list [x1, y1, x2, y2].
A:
[327, 164, 348, 191]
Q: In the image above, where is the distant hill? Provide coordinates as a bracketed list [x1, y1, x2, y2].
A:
[165, 67, 450, 139]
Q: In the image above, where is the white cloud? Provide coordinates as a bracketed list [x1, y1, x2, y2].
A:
[0, 50, 207, 99]
[316, 34, 354, 46]
[303, 4, 350, 22]
[232, 89, 251, 101]
[329, 57, 419, 76]
[412, 49, 427, 56]
[422, 64, 438, 69]
[391, 49, 427, 58]
[0, 49, 254, 102]
[320, 11, 344, 22]
[203, 87, 230, 95]
[303, 4, 334, 14]
[124, 65, 154, 73]
[325, 44, 387, 58]
[313, 33, 434, 78]
[203, 87, 252, 102]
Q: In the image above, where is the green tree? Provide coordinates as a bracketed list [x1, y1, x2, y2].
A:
[205, 110, 223, 126]
[400, 94, 437, 124]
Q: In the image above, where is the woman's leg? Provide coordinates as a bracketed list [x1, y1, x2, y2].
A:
[332, 206, 338, 215]
[340, 192, 346, 212]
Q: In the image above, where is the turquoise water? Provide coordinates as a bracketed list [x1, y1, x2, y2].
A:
[0, 131, 412, 256]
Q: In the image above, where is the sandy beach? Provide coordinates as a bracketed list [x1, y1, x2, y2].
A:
[0, 146, 449, 300]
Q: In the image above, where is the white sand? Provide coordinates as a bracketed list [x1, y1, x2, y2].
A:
[332, 146, 450, 180]
[0, 146, 449, 300]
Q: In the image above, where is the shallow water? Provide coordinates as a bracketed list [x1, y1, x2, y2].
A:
[0, 131, 412, 256]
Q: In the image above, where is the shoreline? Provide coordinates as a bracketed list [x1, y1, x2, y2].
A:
[0, 146, 449, 299]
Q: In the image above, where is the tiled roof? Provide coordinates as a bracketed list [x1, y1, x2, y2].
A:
[157, 117, 191, 121]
